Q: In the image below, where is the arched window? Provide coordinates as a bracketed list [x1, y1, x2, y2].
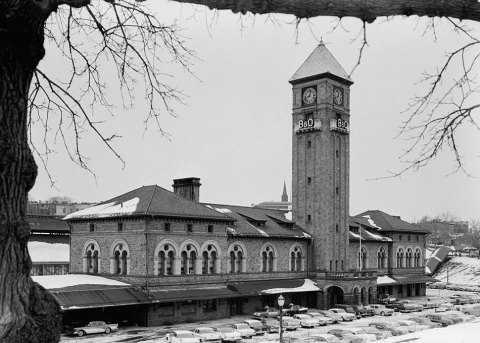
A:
[112, 242, 129, 275]
[358, 247, 367, 270]
[228, 243, 246, 273]
[157, 244, 175, 276]
[201, 244, 219, 274]
[83, 241, 100, 274]
[397, 248, 405, 268]
[377, 247, 387, 268]
[180, 243, 198, 275]
[414, 248, 422, 267]
[354, 287, 360, 305]
[260, 245, 275, 272]
[290, 246, 303, 271]
[406, 248, 413, 268]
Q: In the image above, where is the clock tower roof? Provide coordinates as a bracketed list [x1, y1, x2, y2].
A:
[289, 42, 353, 85]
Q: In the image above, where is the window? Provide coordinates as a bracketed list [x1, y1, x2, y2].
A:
[164, 223, 171, 232]
[416, 236, 420, 242]
[307, 215, 312, 222]
[407, 235, 411, 241]
[89, 224, 95, 232]
[187, 224, 193, 232]
[399, 235, 403, 241]
[307, 177, 312, 184]
[207, 225, 214, 233]
[335, 260, 338, 271]
[336, 224, 339, 232]
[336, 187, 339, 195]
[203, 300, 217, 313]
[261, 245, 275, 272]
[118, 223, 124, 232]
[307, 141, 312, 148]
[329, 260, 332, 271]
[341, 260, 344, 270]
[336, 150, 339, 158]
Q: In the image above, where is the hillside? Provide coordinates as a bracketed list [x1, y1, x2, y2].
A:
[434, 256, 480, 286]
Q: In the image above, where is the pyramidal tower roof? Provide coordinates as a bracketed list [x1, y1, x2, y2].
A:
[289, 42, 353, 85]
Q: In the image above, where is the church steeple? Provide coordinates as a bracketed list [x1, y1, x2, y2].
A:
[281, 181, 288, 202]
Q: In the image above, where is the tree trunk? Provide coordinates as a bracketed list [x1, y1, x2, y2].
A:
[172, 0, 480, 23]
[0, 1, 61, 342]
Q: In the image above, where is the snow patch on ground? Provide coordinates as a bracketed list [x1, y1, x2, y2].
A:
[434, 256, 480, 285]
[28, 241, 69, 262]
[32, 274, 130, 289]
[64, 197, 140, 219]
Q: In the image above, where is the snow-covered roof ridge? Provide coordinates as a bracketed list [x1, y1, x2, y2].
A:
[32, 274, 131, 290]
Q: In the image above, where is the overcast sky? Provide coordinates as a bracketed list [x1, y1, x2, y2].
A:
[29, 1, 480, 223]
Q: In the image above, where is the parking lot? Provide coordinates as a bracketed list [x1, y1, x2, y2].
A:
[61, 288, 480, 343]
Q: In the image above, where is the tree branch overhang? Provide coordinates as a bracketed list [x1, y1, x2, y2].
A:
[170, 0, 480, 23]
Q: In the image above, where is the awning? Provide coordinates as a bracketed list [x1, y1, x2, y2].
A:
[228, 279, 319, 295]
[377, 275, 397, 285]
[50, 286, 152, 310]
[393, 274, 439, 284]
[150, 286, 237, 302]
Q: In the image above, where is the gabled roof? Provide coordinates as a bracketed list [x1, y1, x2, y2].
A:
[27, 215, 70, 233]
[203, 203, 311, 239]
[355, 210, 430, 234]
[64, 185, 232, 221]
[289, 42, 353, 85]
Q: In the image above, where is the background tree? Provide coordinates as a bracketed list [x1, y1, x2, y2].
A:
[1, 0, 480, 342]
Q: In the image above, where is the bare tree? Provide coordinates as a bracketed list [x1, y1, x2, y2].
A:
[1, 0, 480, 341]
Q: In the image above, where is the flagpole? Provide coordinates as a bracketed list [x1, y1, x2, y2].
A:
[359, 226, 362, 272]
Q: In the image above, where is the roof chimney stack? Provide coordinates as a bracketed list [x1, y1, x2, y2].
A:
[172, 177, 201, 202]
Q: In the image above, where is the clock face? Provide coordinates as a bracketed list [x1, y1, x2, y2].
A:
[302, 87, 317, 105]
[333, 87, 343, 106]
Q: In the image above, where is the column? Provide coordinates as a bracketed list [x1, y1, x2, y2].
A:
[82, 257, 88, 273]
[110, 258, 115, 274]
[241, 257, 247, 273]
[195, 257, 202, 275]
[272, 257, 277, 272]
[173, 257, 181, 275]
[215, 258, 221, 274]
[153, 258, 159, 276]
[126, 257, 131, 275]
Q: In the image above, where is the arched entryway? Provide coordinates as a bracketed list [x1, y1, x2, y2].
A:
[361, 287, 367, 305]
[327, 286, 344, 308]
[368, 286, 374, 304]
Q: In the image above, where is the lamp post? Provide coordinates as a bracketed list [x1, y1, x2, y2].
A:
[277, 294, 285, 343]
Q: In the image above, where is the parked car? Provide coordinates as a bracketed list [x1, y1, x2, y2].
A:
[281, 316, 301, 330]
[73, 321, 118, 337]
[369, 304, 394, 316]
[407, 316, 442, 328]
[166, 330, 202, 343]
[284, 304, 308, 316]
[213, 326, 242, 342]
[243, 319, 265, 334]
[260, 318, 280, 333]
[307, 312, 335, 325]
[455, 305, 480, 316]
[193, 327, 222, 343]
[340, 327, 377, 342]
[443, 311, 475, 322]
[310, 333, 354, 342]
[329, 308, 356, 321]
[293, 314, 318, 328]
[395, 300, 423, 313]
[351, 305, 374, 317]
[393, 319, 429, 332]
[378, 297, 397, 305]
[252, 307, 279, 318]
[368, 321, 410, 336]
[436, 302, 454, 312]
[463, 294, 480, 303]
[327, 329, 363, 343]
[334, 304, 360, 318]
[229, 323, 255, 339]
[355, 326, 392, 340]
[316, 310, 343, 323]
[424, 314, 456, 327]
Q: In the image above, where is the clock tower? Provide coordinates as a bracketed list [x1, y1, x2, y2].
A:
[289, 43, 353, 279]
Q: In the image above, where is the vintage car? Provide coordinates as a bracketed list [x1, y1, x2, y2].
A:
[281, 316, 301, 330]
[406, 316, 442, 328]
[329, 308, 356, 321]
[443, 311, 476, 322]
[309, 333, 353, 342]
[340, 327, 377, 342]
[260, 318, 280, 333]
[73, 321, 118, 337]
[327, 329, 364, 343]
[307, 311, 335, 325]
[243, 319, 265, 334]
[393, 319, 430, 332]
[230, 323, 255, 339]
[315, 310, 343, 323]
[424, 314, 456, 326]
[293, 314, 319, 328]
[284, 304, 308, 316]
[167, 330, 203, 343]
[351, 305, 374, 317]
[333, 304, 360, 318]
[213, 326, 242, 342]
[394, 300, 423, 313]
[355, 326, 392, 340]
[369, 304, 394, 316]
[455, 304, 480, 316]
[368, 321, 410, 336]
[193, 327, 222, 343]
[252, 307, 279, 319]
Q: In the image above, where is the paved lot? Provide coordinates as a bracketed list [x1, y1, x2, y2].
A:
[60, 288, 480, 343]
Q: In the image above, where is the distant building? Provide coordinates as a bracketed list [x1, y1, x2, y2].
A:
[254, 182, 292, 211]
[418, 220, 469, 246]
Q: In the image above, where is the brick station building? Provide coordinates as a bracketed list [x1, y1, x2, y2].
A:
[59, 43, 433, 326]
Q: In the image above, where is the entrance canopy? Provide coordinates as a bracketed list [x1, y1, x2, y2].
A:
[228, 278, 319, 295]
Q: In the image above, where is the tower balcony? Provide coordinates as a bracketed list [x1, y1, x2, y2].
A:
[330, 118, 350, 134]
[294, 118, 321, 134]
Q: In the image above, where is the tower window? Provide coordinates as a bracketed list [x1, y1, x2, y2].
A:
[329, 261, 332, 271]
[187, 224, 193, 232]
[307, 177, 312, 184]
[408, 235, 411, 241]
[336, 187, 339, 195]
[118, 223, 124, 232]
[416, 236, 420, 241]
[335, 260, 338, 271]
[336, 224, 339, 232]
[307, 140, 312, 148]
[399, 235, 403, 241]
[336, 150, 339, 158]
[164, 223, 171, 232]
[208, 225, 214, 233]
[89, 223, 95, 232]
[341, 260, 344, 270]
[307, 215, 312, 222]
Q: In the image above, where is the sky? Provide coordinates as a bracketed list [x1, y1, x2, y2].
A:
[29, 1, 480, 223]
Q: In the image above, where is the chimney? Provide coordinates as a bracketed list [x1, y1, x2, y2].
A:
[172, 177, 201, 202]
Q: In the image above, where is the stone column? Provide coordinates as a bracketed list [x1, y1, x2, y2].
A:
[195, 257, 203, 275]
[126, 257, 131, 275]
[82, 256, 88, 273]
[110, 258, 115, 274]
[173, 257, 181, 275]
[153, 258, 159, 276]
[272, 257, 277, 272]
[241, 258, 247, 273]
[215, 258, 221, 274]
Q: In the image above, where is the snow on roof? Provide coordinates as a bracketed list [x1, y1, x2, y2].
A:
[377, 275, 397, 285]
[64, 197, 140, 219]
[350, 232, 361, 239]
[261, 279, 319, 294]
[362, 215, 382, 230]
[254, 227, 269, 237]
[226, 227, 237, 235]
[32, 274, 131, 290]
[214, 207, 232, 213]
[28, 242, 69, 262]
[363, 230, 392, 242]
[284, 211, 292, 221]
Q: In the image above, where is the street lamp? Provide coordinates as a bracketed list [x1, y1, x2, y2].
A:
[277, 294, 285, 343]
